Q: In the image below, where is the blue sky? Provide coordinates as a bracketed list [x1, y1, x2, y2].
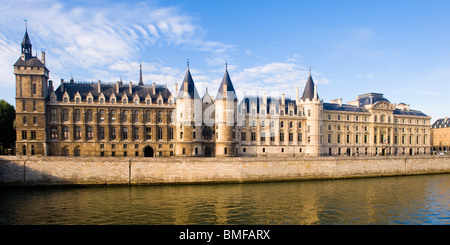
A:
[1, 0, 449, 122]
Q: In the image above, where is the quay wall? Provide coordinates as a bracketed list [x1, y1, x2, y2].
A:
[0, 155, 449, 186]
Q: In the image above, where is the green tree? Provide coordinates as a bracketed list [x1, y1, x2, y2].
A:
[0, 99, 16, 154]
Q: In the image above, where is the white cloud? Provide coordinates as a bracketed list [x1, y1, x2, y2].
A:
[0, 0, 233, 82]
[0, 0, 331, 107]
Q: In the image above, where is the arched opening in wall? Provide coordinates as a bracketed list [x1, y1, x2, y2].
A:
[74, 146, 81, 157]
[22, 145, 26, 155]
[62, 147, 69, 156]
[30, 145, 35, 156]
[346, 148, 351, 156]
[144, 146, 154, 157]
[204, 147, 212, 157]
[409, 148, 413, 155]
[381, 148, 386, 156]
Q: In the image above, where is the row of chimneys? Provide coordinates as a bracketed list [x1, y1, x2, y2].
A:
[57, 79, 161, 94]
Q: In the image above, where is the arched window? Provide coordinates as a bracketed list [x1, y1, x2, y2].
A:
[74, 146, 81, 157]
[62, 147, 69, 156]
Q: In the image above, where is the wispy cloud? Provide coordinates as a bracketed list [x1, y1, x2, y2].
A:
[0, 0, 331, 106]
[0, 0, 233, 82]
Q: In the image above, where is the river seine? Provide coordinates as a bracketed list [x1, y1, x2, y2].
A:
[0, 174, 448, 225]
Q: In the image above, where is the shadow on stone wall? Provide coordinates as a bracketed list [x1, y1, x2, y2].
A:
[0, 158, 73, 186]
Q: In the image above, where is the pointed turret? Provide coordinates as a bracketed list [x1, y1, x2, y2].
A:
[21, 27, 33, 61]
[215, 64, 237, 101]
[301, 68, 319, 100]
[215, 63, 238, 157]
[298, 66, 323, 157]
[176, 61, 203, 156]
[177, 66, 200, 99]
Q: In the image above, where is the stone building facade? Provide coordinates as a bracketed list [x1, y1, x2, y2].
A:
[431, 117, 450, 153]
[14, 29, 432, 157]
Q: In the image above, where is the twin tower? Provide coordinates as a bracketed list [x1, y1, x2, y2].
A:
[176, 63, 239, 157]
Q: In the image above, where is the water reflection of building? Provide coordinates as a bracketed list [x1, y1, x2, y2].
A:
[14, 28, 431, 157]
[431, 117, 450, 153]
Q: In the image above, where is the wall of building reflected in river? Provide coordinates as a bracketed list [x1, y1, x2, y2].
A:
[1, 174, 448, 225]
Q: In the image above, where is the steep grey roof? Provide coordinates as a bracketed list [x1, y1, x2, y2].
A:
[301, 75, 318, 100]
[215, 69, 237, 101]
[393, 109, 428, 117]
[432, 117, 450, 128]
[356, 93, 390, 106]
[323, 103, 369, 113]
[52, 82, 173, 103]
[13, 57, 45, 67]
[239, 95, 297, 115]
[177, 68, 200, 99]
[202, 89, 213, 104]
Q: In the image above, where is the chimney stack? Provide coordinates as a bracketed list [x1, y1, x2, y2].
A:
[60, 79, 64, 92]
[175, 83, 178, 94]
[116, 81, 120, 94]
[41, 51, 45, 66]
[153, 82, 156, 94]
[129, 81, 133, 94]
[296, 87, 299, 101]
[97, 80, 101, 93]
[282, 93, 285, 105]
[314, 85, 317, 99]
[48, 80, 53, 92]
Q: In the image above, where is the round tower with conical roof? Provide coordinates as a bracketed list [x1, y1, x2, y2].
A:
[214, 65, 239, 156]
[298, 69, 324, 156]
[176, 64, 203, 156]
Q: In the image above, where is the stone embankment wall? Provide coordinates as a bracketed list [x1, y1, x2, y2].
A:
[0, 155, 449, 186]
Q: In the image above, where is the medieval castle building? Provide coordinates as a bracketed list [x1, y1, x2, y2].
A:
[14, 29, 432, 157]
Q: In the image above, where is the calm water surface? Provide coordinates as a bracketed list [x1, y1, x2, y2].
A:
[0, 174, 449, 225]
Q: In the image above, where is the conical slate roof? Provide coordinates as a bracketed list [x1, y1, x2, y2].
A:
[22, 29, 32, 47]
[301, 75, 318, 100]
[215, 68, 237, 101]
[177, 68, 200, 99]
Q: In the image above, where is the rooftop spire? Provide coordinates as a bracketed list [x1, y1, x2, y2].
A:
[21, 20, 32, 60]
[138, 62, 143, 86]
